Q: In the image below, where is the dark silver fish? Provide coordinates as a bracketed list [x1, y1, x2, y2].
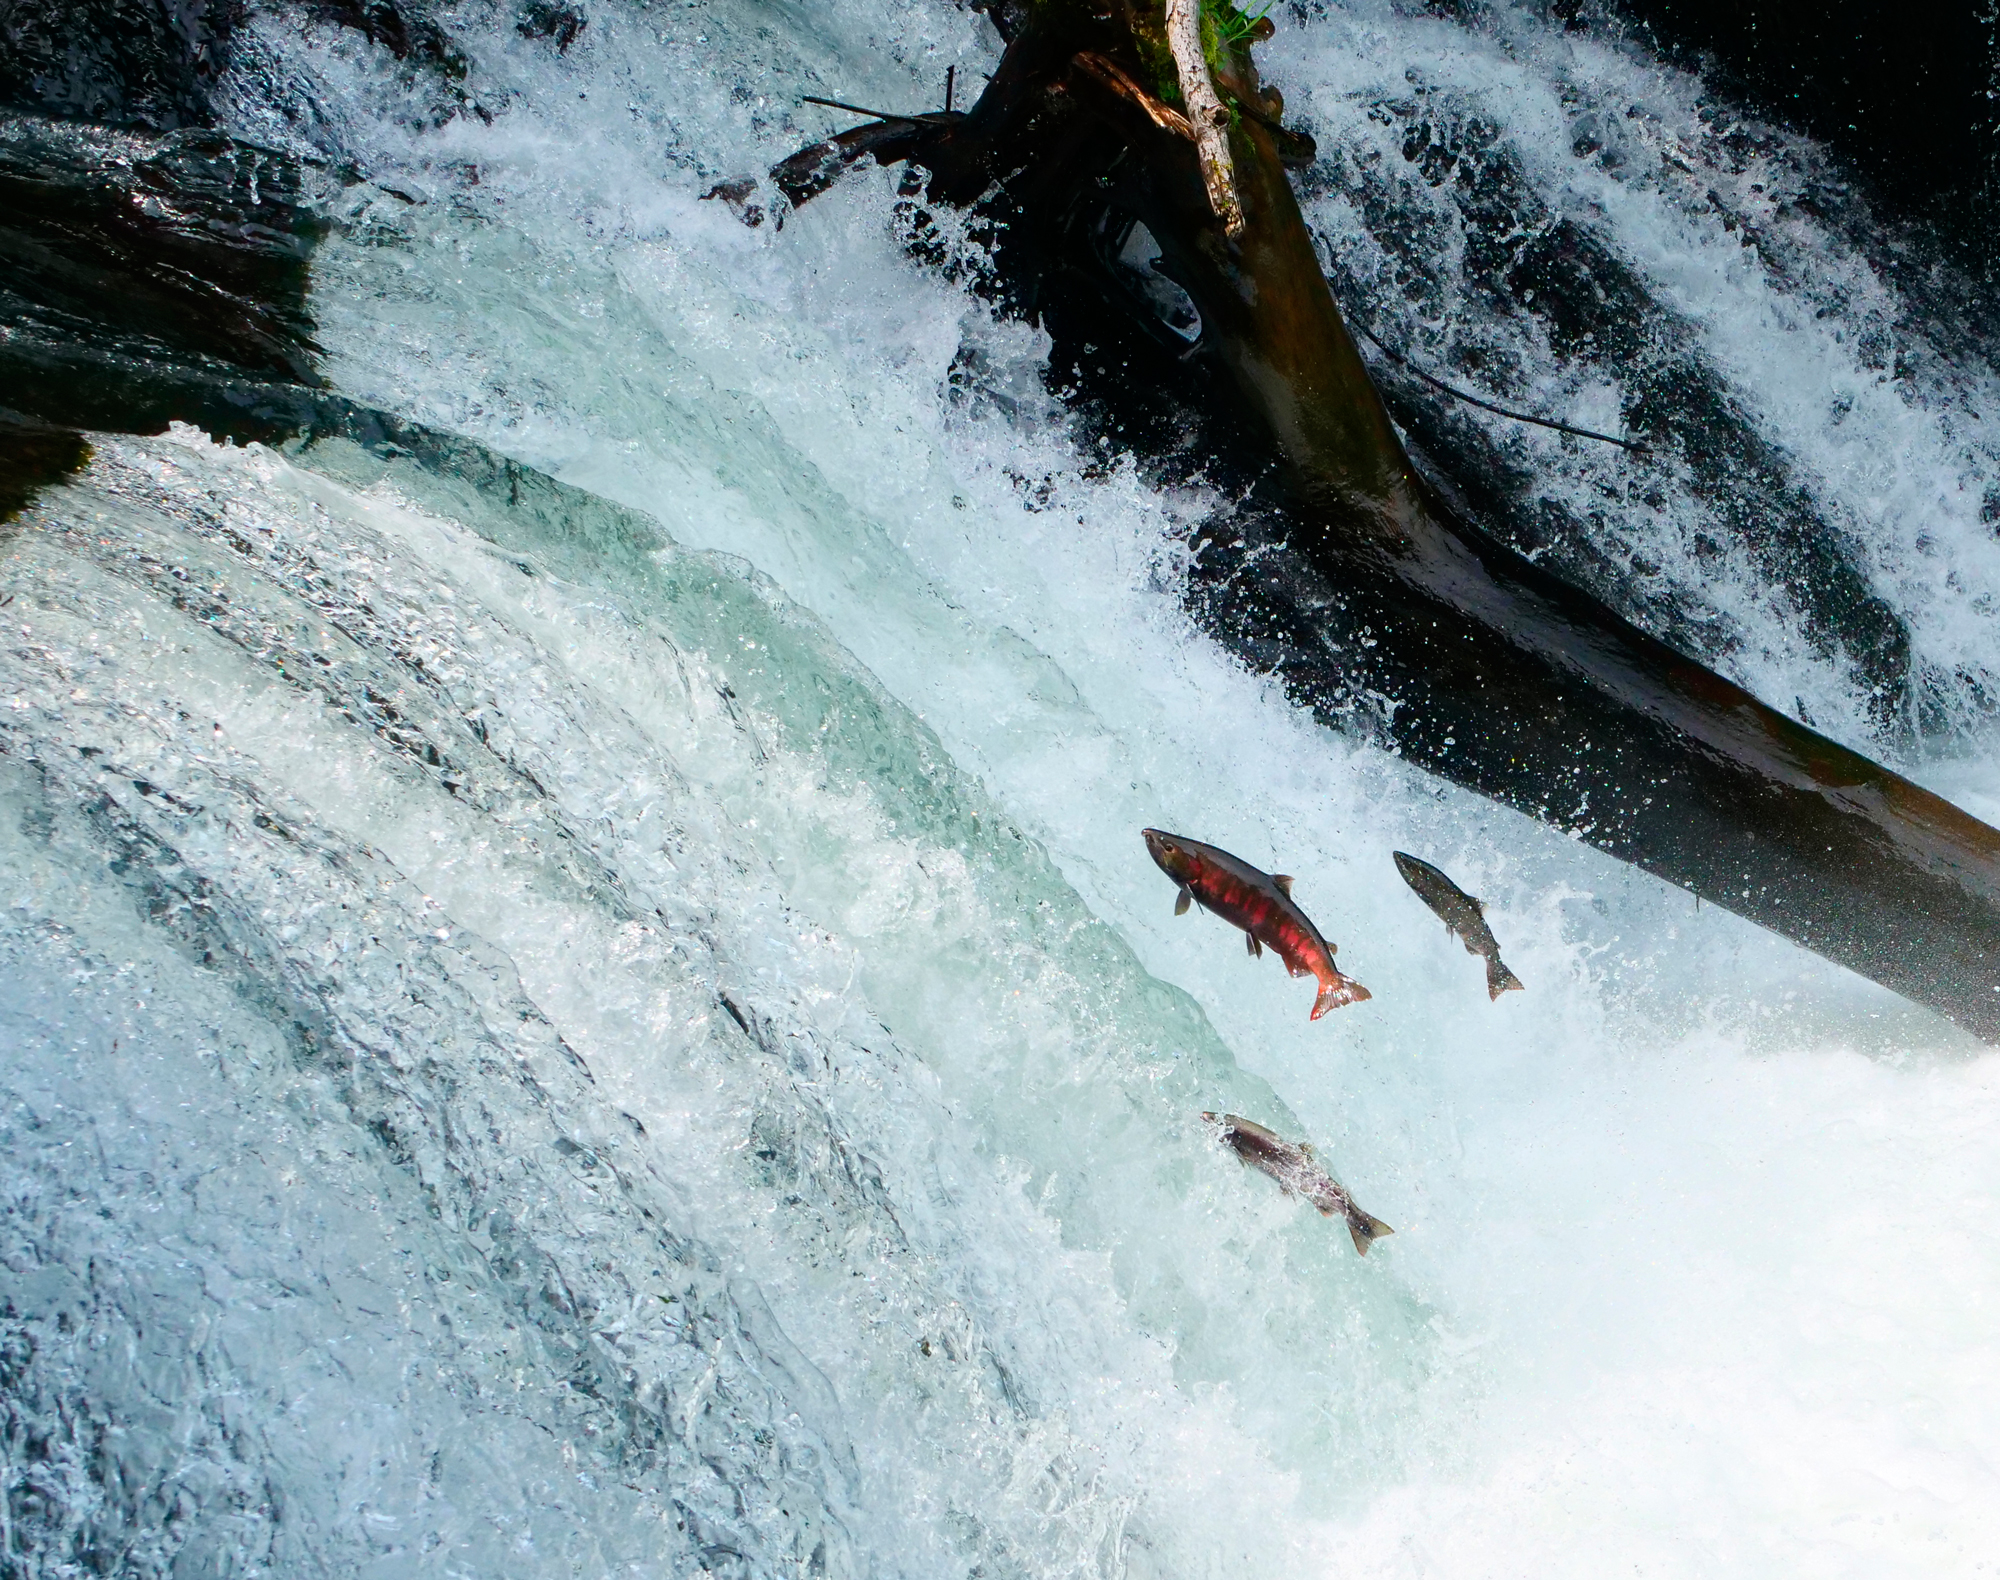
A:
[1393, 851, 1523, 1000]
[1202, 1112, 1393, 1256]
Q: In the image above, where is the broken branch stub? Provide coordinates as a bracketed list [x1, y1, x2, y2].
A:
[1164, 0, 1244, 236]
[1074, 51, 1194, 140]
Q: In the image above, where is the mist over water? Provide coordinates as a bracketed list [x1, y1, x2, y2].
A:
[5, 2, 2000, 1575]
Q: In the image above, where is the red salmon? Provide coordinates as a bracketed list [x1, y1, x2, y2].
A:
[1142, 828, 1369, 1018]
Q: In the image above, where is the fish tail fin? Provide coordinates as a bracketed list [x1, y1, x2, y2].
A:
[1311, 973, 1371, 1019]
[1486, 957, 1524, 999]
[1346, 1207, 1394, 1256]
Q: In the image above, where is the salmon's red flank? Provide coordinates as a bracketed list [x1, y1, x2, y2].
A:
[1142, 828, 1370, 1018]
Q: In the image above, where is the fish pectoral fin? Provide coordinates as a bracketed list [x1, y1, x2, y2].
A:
[1246, 931, 1262, 958]
[1272, 874, 1294, 895]
[1175, 885, 1192, 916]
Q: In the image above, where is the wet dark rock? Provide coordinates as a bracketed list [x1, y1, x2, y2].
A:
[0, 414, 91, 525]
[0, 114, 331, 439]
[515, 0, 585, 53]
[0, 0, 243, 132]
[0, 0, 481, 446]
[701, 175, 765, 228]
[296, 0, 467, 78]
[0, 0, 480, 137]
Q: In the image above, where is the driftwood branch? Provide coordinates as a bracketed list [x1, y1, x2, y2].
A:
[1074, 51, 1193, 140]
[1164, 0, 1244, 236]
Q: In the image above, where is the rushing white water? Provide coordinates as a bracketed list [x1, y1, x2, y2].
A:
[5, 2, 2000, 1576]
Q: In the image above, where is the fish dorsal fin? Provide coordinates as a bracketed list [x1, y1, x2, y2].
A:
[1272, 874, 1294, 896]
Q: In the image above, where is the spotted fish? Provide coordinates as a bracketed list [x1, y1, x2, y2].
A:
[1393, 850, 1523, 1000]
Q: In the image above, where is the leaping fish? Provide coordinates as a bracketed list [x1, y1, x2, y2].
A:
[1393, 851, 1524, 1000]
[1143, 828, 1369, 1017]
[1203, 1112, 1394, 1255]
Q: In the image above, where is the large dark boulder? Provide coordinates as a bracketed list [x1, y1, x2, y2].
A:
[0, 115, 330, 439]
[0, 0, 473, 443]
[0, 0, 243, 130]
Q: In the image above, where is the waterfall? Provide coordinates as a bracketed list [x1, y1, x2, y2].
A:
[3, 2, 1997, 1574]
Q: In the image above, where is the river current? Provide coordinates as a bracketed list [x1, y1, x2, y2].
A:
[4, 2, 1999, 1575]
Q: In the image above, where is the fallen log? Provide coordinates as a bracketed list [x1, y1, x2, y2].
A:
[761, 0, 2000, 1040]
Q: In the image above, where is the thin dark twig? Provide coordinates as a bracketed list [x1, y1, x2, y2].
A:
[945, 66, 955, 115]
[1353, 321, 1648, 454]
[800, 94, 956, 126]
